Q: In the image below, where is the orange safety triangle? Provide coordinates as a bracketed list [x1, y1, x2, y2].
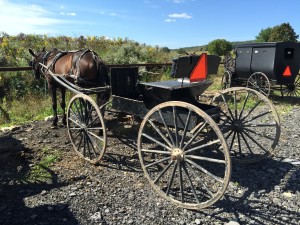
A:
[190, 53, 208, 82]
[283, 66, 292, 76]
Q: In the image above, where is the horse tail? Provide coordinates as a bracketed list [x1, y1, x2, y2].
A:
[94, 53, 110, 87]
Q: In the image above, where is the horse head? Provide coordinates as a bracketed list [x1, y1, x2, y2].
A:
[28, 47, 47, 79]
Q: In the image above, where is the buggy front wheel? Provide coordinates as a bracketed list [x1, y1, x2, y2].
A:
[67, 93, 107, 164]
[246, 72, 271, 97]
[137, 101, 231, 210]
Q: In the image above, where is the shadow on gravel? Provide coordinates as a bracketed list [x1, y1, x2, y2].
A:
[209, 158, 299, 225]
[0, 134, 79, 225]
[269, 94, 300, 105]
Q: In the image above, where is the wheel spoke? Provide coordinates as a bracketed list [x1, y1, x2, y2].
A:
[182, 122, 207, 151]
[241, 100, 262, 122]
[158, 109, 175, 146]
[173, 106, 179, 147]
[185, 161, 214, 198]
[185, 154, 225, 164]
[185, 159, 223, 183]
[178, 162, 184, 202]
[243, 110, 271, 123]
[241, 130, 268, 152]
[141, 148, 171, 155]
[144, 156, 171, 169]
[239, 92, 250, 120]
[87, 130, 104, 142]
[153, 161, 175, 183]
[142, 133, 172, 151]
[180, 109, 192, 148]
[147, 119, 173, 148]
[184, 139, 221, 154]
[243, 127, 275, 141]
[166, 162, 178, 196]
[239, 131, 254, 156]
[182, 163, 200, 203]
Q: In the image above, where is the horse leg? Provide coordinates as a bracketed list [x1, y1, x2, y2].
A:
[50, 85, 58, 127]
[60, 87, 67, 126]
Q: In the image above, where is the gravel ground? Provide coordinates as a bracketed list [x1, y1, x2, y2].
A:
[0, 103, 299, 225]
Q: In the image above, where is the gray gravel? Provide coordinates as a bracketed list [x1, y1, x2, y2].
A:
[0, 104, 300, 225]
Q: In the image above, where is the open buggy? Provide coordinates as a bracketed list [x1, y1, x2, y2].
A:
[39, 52, 280, 210]
[222, 41, 300, 97]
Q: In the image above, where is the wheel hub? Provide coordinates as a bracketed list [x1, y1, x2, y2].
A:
[232, 120, 243, 132]
[171, 148, 184, 162]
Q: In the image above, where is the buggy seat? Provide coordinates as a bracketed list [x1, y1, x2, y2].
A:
[138, 53, 220, 108]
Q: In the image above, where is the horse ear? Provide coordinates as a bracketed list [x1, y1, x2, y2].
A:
[29, 48, 36, 57]
[42, 47, 46, 52]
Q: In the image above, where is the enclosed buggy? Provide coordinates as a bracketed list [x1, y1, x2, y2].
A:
[222, 41, 300, 97]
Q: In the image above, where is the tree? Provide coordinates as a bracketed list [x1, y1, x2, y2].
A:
[269, 23, 299, 42]
[255, 23, 299, 42]
[255, 27, 272, 42]
[207, 39, 232, 56]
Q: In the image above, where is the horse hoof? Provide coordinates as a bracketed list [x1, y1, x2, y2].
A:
[51, 125, 58, 129]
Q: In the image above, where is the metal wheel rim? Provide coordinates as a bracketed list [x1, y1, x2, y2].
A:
[281, 74, 300, 98]
[246, 72, 271, 97]
[137, 101, 231, 209]
[67, 93, 107, 164]
[212, 87, 281, 163]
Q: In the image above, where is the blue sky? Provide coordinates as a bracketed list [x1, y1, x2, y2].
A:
[0, 0, 299, 49]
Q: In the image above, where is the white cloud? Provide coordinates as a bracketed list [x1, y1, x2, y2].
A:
[60, 12, 77, 16]
[0, 0, 73, 34]
[172, 0, 185, 3]
[165, 19, 176, 22]
[168, 13, 192, 19]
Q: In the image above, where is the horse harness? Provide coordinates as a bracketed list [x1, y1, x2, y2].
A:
[39, 49, 99, 83]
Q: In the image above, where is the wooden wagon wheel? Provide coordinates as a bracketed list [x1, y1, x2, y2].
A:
[212, 87, 280, 163]
[246, 72, 271, 97]
[280, 74, 300, 98]
[221, 70, 232, 90]
[137, 101, 231, 210]
[67, 93, 107, 164]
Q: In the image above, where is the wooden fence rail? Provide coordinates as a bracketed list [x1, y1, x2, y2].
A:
[0, 63, 173, 73]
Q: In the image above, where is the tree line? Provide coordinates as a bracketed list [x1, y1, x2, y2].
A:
[203, 22, 299, 56]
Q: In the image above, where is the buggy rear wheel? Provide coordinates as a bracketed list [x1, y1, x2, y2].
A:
[67, 93, 107, 164]
[280, 74, 300, 98]
[212, 87, 280, 163]
[246, 72, 271, 97]
[137, 101, 231, 209]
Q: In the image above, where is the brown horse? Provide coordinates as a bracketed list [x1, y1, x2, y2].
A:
[29, 48, 110, 127]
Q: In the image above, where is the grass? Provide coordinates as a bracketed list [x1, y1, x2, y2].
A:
[0, 92, 73, 127]
[22, 147, 62, 184]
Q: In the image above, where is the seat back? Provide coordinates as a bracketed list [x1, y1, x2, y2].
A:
[171, 53, 214, 82]
[110, 67, 139, 99]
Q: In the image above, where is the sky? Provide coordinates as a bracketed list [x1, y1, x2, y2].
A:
[0, 0, 299, 49]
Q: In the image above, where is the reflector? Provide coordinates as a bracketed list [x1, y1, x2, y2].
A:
[283, 66, 291, 76]
[190, 53, 207, 82]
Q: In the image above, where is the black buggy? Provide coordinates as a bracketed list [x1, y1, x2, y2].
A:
[222, 41, 300, 97]
[42, 53, 280, 210]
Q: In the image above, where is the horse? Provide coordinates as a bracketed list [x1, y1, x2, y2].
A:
[29, 48, 110, 127]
